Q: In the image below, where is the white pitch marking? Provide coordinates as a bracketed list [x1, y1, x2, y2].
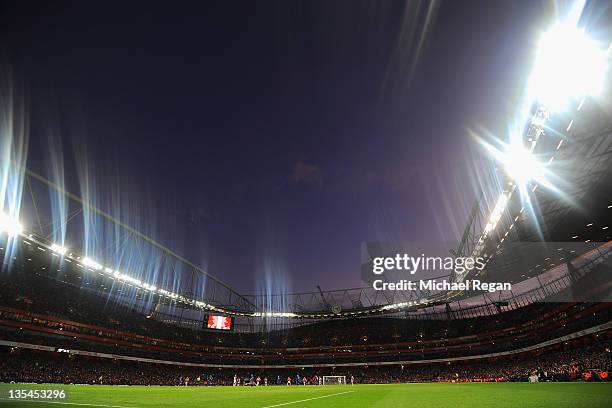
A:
[0, 398, 138, 408]
[261, 390, 354, 408]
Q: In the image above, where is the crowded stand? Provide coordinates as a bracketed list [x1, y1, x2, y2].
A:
[1, 275, 610, 358]
[0, 264, 611, 385]
[1, 342, 610, 385]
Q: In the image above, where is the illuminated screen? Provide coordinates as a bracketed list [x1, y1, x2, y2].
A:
[206, 315, 232, 331]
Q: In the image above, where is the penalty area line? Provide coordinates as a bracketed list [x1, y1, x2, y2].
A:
[0, 398, 139, 408]
[261, 390, 355, 408]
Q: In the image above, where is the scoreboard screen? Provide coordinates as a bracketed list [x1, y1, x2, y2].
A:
[206, 314, 233, 331]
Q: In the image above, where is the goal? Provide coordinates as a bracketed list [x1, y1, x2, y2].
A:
[322, 375, 346, 385]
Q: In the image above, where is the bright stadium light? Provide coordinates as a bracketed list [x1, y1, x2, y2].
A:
[82, 257, 103, 270]
[530, 23, 608, 111]
[253, 312, 298, 318]
[483, 193, 509, 236]
[502, 143, 546, 185]
[50, 243, 68, 255]
[0, 212, 23, 236]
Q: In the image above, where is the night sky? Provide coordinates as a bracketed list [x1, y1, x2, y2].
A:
[0, 1, 549, 293]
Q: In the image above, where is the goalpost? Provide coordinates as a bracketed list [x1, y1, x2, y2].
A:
[322, 375, 346, 385]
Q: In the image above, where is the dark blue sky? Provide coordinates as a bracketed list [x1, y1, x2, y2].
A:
[0, 0, 547, 293]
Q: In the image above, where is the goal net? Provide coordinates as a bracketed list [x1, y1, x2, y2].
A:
[322, 375, 346, 385]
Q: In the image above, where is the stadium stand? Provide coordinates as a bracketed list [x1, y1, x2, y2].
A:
[1, 342, 610, 385]
[0, 266, 610, 384]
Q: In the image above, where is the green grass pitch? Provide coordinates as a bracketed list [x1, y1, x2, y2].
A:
[0, 383, 611, 407]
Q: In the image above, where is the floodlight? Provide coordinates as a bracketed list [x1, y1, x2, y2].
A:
[50, 243, 68, 255]
[502, 143, 545, 185]
[483, 193, 509, 235]
[0, 212, 23, 236]
[530, 23, 607, 111]
[253, 312, 298, 318]
[82, 257, 103, 270]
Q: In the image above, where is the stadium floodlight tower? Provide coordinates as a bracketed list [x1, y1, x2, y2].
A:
[461, 11, 610, 275]
[500, 19, 609, 194]
[504, 19, 608, 184]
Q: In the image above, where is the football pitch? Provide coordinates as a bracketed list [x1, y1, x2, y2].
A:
[0, 383, 611, 408]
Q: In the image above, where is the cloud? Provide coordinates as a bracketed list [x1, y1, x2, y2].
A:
[291, 161, 321, 185]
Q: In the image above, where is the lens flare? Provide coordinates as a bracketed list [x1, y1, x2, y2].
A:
[501, 143, 546, 186]
[0, 212, 22, 236]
